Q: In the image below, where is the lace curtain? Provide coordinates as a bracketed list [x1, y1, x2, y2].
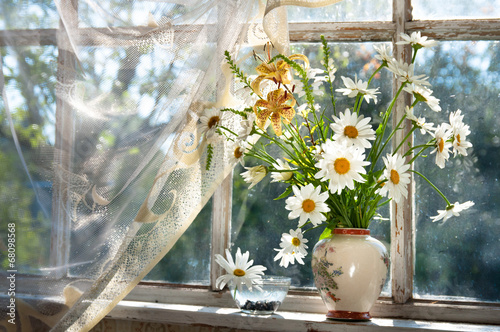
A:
[0, 0, 341, 331]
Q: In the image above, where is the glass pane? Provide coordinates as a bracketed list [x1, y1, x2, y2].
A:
[414, 41, 500, 302]
[287, 0, 391, 22]
[0, 0, 59, 29]
[79, 1, 214, 28]
[144, 199, 211, 284]
[413, 0, 500, 19]
[0, 46, 57, 274]
[231, 42, 392, 293]
[75, 44, 214, 284]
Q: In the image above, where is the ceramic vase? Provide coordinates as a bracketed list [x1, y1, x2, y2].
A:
[311, 228, 389, 320]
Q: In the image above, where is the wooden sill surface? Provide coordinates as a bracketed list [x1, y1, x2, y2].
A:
[107, 300, 500, 332]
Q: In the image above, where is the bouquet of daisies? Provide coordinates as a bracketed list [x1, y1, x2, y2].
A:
[202, 32, 473, 283]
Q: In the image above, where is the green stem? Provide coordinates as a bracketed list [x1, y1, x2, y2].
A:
[368, 83, 406, 163]
[371, 114, 408, 171]
[411, 169, 451, 206]
[407, 142, 435, 163]
[355, 65, 384, 114]
[218, 125, 239, 138]
[393, 126, 417, 156]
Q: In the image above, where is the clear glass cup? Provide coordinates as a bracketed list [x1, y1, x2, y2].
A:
[228, 276, 291, 315]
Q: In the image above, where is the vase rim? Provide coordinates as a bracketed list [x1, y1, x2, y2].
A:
[334, 228, 370, 235]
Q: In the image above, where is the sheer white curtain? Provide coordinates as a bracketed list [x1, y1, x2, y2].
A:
[0, 0, 341, 331]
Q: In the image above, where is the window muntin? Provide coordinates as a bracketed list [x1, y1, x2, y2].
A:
[413, 40, 500, 302]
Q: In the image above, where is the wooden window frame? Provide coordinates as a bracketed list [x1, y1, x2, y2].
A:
[1, 0, 499, 326]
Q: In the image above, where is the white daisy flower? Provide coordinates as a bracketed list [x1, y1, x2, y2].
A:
[373, 44, 393, 63]
[452, 125, 473, 157]
[228, 140, 247, 166]
[430, 124, 452, 169]
[313, 144, 325, 161]
[336, 75, 380, 104]
[449, 109, 466, 128]
[237, 114, 260, 145]
[449, 110, 473, 156]
[271, 159, 295, 182]
[377, 153, 411, 203]
[241, 165, 267, 189]
[387, 60, 430, 89]
[277, 228, 309, 256]
[234, 75, 259, 106]
[431, 201, 475, 223]
[285, 183, 330, 227]
[198, 108, 225, 143]
[397, 31, 437, 49]
[314, 140, 370, 195]
[215, 248, 267, 291]
[403, 85, 441, 112]
[273, 248, 305, 268]
[405, 107, 435, 135]
[331, 109, 376, 149]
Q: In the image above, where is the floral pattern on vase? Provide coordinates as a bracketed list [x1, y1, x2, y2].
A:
[311, 228, 389, 321]
[312, 245, 343, 304]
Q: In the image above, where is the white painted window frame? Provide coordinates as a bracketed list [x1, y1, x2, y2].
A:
[2, 0, 500, 326]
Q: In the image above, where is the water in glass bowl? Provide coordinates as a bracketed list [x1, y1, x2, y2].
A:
[228, 276, 291, 315]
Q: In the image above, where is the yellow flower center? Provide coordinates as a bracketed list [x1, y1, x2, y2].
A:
[233, 269, 246, 277]
[302, 199, 316, 213]
[334, 158, 350, 175]
[292, 237, 301, 247]
[234, 147, 243, 159]
[438, 137, 444, 153]
[208, 116, 220, 129]
[456, 134, 461, 146]
[344, 125, 359, 139]
[390, 169, 400, 185]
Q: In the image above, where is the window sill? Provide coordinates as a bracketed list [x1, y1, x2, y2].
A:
[107, 300, 499, 332]
[126, 284, 500, 326]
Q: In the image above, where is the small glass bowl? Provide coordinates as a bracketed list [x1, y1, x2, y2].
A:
[228, 276, 291, 315]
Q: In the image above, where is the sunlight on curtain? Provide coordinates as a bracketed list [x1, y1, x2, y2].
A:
[0, 0, 344, 331]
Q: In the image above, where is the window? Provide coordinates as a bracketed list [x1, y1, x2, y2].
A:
[1, 0, 499, 327]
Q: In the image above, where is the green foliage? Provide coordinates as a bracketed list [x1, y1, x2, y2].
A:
[206, 143, 214, 171]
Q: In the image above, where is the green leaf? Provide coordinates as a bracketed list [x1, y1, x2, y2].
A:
[319, 227, 332, 240]
[206, 144, 214, 170]
[275, 185, 293, 200]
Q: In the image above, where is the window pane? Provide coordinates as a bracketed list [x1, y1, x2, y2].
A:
[79, 1, 214, 28]
[231, 42, 392, 293]
[414, 41, 500, 302]
[287, 0, 391, 22]
[144, 200, 211, 285]
[0, 0, 59, 29]
[0, 46, 57, 274]
[73, 43, 214, 283]
[412, 0, 500, 19]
